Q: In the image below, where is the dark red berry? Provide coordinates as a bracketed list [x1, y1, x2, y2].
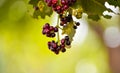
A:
[63, 5, 69, 10]
[65, 36, 69, 41]
[61, 39, 65, 44]
[61, 0, 66, 5]
[52, 43, 58, 49]
[48, 42, 51, 46]
[60, 17, 65, 21]
[50, 46, 55, 51]
[43, 23, 50, 29]
[47, 0, 52, 7]
[46, 33, 51, 37]
[52, 0, 58, 4]
[59, 14, 63, 18]
[61, 48, 66, 52]
[73, 25, 77, 29]
[66, 40, 71, 45]
[52, 40, 55, 44]
[51, 33, 56, 37]
[57, 46, 61, 50]
[55, 50, 59, 54]
[60, 22, 64, 26]
[56, 5, 61, 10]
[54, 27, 58, 32]
[50, 26, 54, 31]
[61, 44, 65, 48]
[76, 22, 80, 26]
[45, 29, 50, 34]
[42, 30, 46, 35]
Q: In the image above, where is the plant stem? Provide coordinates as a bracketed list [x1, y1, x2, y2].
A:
[56, 15, 60, 44]
[58, 26, 63, 30]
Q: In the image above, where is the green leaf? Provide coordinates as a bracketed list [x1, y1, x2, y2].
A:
[29, 0, 40, 7]
[88, 15, 100, 21]
[29, 0, 119, 20]
[103, 15, 112, 19]
[29, 0, 53, 19]
[72, 0, 113, 21]
[107, 0, 120, 7]
[71, 0, 82, 8]
[62, 21, 76, 42]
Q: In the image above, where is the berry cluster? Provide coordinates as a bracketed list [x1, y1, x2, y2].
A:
[41, 0, 81, 55]
[44, 0, 76, 14]
[61, 36, 71, 46]
[60, 14, 72, 26]
[42, 23, 58, 37]
[60, 13, 80, 29]
[48, 36, 71, 54]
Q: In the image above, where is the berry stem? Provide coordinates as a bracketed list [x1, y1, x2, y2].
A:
[56, 15, 60, 44]
[58, 26, 63, 30]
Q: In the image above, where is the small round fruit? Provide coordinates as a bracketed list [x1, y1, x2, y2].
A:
[73, 25, 77, 29]
[61, 48, 66, 53]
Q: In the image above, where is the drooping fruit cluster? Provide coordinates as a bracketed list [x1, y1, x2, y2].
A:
[48, 36, 71, 54]
[42, 23, 58, 38]
[41, 0, 81, 55]
[44, 0, 76, 14]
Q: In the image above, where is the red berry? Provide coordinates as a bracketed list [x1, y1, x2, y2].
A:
[50, 26, 54, 31]
[51, 33, 56, 37]
[48, 42, 51, 46]
[61, 44, 65, 48]
[43, 23, 50, 29]
[55, 50, 59, 54]
[66, 40, 71, 45]
[54, 27, 58, 32]
[61, 39, 65, 44]
[45, 29, 50, 34]
[52, 0, 58, 4]
[60, 22, 64, 26]
[73, 25, 77, 29]
[63, 5, 69, 10]
[61, 48, 66, 52]
[76, 22, 80, 26]
[52, 43, 58, 49]
[61, 0, 66, 5]
[42, 30, 46, 34]
[46, 33, 51, 37]
[65, 36, 69, 41]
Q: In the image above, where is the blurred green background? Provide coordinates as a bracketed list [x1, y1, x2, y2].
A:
[0, 0, 120, 73]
